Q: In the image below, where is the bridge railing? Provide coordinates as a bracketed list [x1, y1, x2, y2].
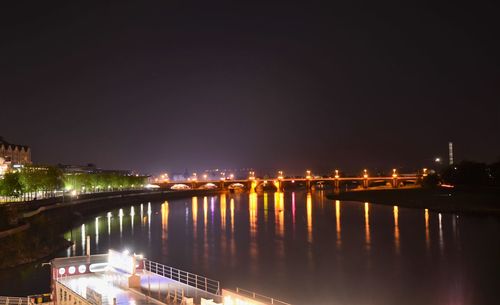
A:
[234, 287, 292, 305]
[0, 296, 29, 305]
[144, 260, 221, 296]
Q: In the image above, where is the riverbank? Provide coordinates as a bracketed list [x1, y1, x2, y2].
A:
[326, 187, 500, 216]
[0, 189, 222, 269]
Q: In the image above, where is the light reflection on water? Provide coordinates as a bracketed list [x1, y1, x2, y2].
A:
[335, 200, 341, 249]
[394, 205, 400, 255]
[364, 202, 370, 250]
[2, 191, 500, 305]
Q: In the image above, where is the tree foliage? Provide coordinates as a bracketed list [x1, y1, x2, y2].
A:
[1, 165, 147, 201]
[63, 172, 146, 191]
[0, 172, 23, 197]
[441, 161, 492, 186]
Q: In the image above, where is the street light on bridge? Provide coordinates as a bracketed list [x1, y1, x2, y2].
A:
[363, 169, 368, 179]
[392, 168, 398, 178]
[334, 169, 340, 179]
[248, 171, 255, 180]
[160, 173, 169, 182]
[278, 170, 284, 180]
[306, 170, 312, 179]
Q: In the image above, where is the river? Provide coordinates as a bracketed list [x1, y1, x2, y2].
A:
[1, 191, 499, 305]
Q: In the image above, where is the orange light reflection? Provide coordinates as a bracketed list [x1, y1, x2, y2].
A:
[364, 202, 370, 250]
[307, 192, 313, 243]
[394, 205, 400, 254]
[335, 200, 341, 248]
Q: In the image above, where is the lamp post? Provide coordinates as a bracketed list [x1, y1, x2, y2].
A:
[248, 171, 256, 192]
[306, 170, 312, 190]
[363, 169, 368, 189]
[334, 169, 340, 192]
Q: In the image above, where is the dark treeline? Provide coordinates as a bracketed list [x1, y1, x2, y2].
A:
[435, 160, 500, 187]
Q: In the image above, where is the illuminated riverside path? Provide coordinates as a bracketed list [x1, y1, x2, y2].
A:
[1, 191, 500, 305]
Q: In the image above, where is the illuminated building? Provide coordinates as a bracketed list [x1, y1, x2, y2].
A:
[0, 136, 31, 165]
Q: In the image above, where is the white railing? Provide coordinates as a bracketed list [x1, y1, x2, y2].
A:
[54, 281, 92, 305]
[0, 297, 29, 305]
[144, 260, 221, 295]
[235, 287, 292, 305]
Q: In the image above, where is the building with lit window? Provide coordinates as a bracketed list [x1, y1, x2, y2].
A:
[0, 136, 31, 165]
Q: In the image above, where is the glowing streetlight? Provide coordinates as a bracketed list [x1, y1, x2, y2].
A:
[363, 169, 368, 179]
[392, 168, 398, 178]
[423, 168, 428, 177]
[248, 171, 255, 180]
[278, 170, 284, 180]
[306, 170, 312, 179]
[334, 169, 340, 179]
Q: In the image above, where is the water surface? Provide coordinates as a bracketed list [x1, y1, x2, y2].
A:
[1, 191, 499, 305]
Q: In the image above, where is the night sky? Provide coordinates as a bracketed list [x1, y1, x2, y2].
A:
[1, 2, 499, 175]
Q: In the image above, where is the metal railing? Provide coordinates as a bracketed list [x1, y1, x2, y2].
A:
[235, 287, 292, 305]
[144, 260, 221, 295]
[54, 280, 92, 305]
[0, 297, 29, 305]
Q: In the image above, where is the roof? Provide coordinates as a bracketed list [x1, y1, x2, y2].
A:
[0, 136, 30, 150]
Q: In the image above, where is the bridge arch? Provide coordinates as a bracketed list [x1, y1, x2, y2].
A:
[171, 183, 190, 190]
[199, 183, 218, 190]
[228, 183, 245, 189]
[255, 180, 279, 192]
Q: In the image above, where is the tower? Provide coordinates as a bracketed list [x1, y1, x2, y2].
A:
[448, 142, 454, 165]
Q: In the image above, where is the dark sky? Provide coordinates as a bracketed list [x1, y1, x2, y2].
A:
[1, 1, 499, 175]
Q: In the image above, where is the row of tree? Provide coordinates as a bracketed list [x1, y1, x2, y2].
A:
[423, 160, 500, 187]
[441, 161, 500, 186]
[0, 165, 147, 200]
